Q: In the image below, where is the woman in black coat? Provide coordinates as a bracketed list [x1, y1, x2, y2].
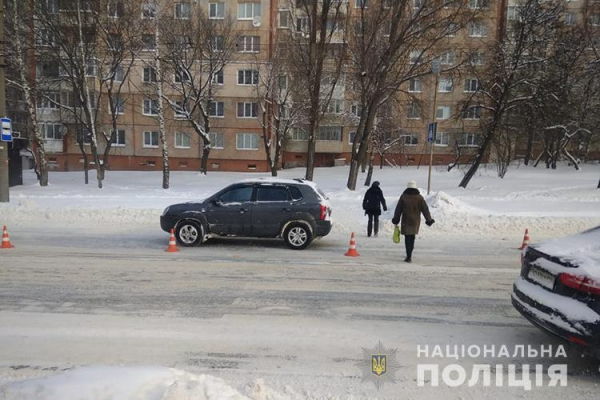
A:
[362, 181, 387, 237]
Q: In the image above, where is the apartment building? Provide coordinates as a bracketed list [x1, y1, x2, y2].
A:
[10, 0, 594, 172]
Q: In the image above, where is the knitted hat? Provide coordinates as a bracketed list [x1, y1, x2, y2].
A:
[407, 180, 417, 189]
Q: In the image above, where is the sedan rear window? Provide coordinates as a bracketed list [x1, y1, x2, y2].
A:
[257, 186, 289, 202]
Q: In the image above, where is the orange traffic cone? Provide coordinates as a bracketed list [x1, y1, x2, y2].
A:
[519, 229, 530, 250]
[345, 232, 360, 257]
[165, 229, 179, 253]
[1, 225, 15, 249]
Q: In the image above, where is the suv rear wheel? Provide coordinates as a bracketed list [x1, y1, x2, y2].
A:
[176, 220, 203, 247]
[283, 222, 313, 250]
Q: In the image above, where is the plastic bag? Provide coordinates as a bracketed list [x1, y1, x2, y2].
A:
[393, 225, 401, 244]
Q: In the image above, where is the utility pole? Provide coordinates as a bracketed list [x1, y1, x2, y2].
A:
[427, 60, 441, 195]
[0, 0, 9, 203]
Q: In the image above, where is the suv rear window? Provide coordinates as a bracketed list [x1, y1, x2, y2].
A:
[289, 186, 303, 200]
[256, 186, 289, 202]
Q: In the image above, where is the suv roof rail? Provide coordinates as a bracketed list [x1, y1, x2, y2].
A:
[293, 178, 305, 183]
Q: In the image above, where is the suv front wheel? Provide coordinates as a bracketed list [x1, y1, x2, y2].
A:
[283, 222, 313, 250]
[175, 220, 203, 247]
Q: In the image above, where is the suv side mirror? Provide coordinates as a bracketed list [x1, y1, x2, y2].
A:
[211, 198, 223, 207]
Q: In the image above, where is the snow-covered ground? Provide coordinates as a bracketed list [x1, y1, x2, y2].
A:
[1, 163, 600, 399]
[2, 163, 600, 240]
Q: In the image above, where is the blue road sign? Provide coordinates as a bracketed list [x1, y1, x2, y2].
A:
[427, 122, 437, 143]
[1, 117, 12, 142]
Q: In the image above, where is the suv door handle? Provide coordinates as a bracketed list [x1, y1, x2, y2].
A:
[239, 208, 248, 213]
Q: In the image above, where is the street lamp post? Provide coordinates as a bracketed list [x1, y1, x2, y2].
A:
[427, 60, 441, 195]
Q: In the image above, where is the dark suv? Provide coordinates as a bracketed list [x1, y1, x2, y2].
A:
[160, 178, 332, 249]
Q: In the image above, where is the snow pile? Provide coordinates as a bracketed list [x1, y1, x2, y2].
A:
[425, 191, 483, 214]
[0, 366, 256, 400]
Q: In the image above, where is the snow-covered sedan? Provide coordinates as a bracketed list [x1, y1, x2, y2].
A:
[160, 178, 332, 250]
[512, 226, 600, 356]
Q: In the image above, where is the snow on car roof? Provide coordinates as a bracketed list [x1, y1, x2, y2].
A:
[239, 177, 317, 187]
[535, 226, 600, 278]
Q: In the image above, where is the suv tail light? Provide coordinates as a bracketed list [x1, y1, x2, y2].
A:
[559, 273, 600, 295]
[320, 204, 327, 220]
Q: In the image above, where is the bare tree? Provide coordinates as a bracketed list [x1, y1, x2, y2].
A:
[251, 40, 309, 176]
[345, 0, 474, 190]
[159, 7, 239, 174]
[281, 0, 349, 181]
[5, 0, 49, 186]
[458, 0, 565, 188]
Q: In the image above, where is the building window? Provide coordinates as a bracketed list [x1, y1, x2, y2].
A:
[113, 65, 125, 82]
[564, 13, 575, 26]
[318, 126, 342, 141]
[464, 78, 480, 92]
[351, 104, 363, 118]
[175, 132, 191, 148]
[407, 102, 421, 119]
[174, 68, 191, 83]
[403, 134, 419, 146]
[209, 132, 224, 149]
[507, 5, 522, 21]
[174, 101, 187, 119]
[470, 51, 485, 66]
[142, 34, 156, 51]
[237, 102, 259, 118]
[349, 131, 357, 144]
[211, 35, 224, 52]
[37, 92, 60, 109]
[142, 1, 156, 18]
[111, 97, 126, 114]
[327, 99, 343, 114]
[175, 2, 191, 19]
[143, 131, 159, 147]
[278, 75, 288, 90]
[40, 124, 63, 140]
[436, 106, 451, 120]
[143, 66, 157, 83]
[355, 0, 369, 8]
[409, 50, 423, 65]
[237, 3, 261, 20]
[143, 98, 159, 116]
[236, 133, 259, 150]
[296, 17, 310, 33]
[209, 101, 225, 117]
[239, 36, 260, 53]
[86, 59, 97, 77]
[36, 30, 55, 47]
[114, 129, 126, 146]
[468, 22, 488, 37]
[439, 51, 455, 65]
[434, 132, 449, 146]
[589, 15, 600, 27]
[292, 128, 308, 141]
[469, 0, 488, 9]
[409, 78, 423, 93]
[438, 77, 453, 93]
[278, 10, 290, 28]
[462, 105, 482, 120]
[44, 0, 59, 14]
[446, 23, 458, 37]
[108, 0, 124, 18]
[208, 2, 224, 19]
[459, 132, 479, 147]
[238, 69, 259, 85]
[212, 69, 224, 85]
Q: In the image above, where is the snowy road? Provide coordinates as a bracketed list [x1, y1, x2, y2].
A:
[0, 225, 599, 399]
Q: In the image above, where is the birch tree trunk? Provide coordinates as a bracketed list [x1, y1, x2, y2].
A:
[154, 23, 169, 189]
[11, 1, 48, 186]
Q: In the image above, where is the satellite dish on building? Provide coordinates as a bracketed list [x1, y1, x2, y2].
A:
[252, 15, 262, 28]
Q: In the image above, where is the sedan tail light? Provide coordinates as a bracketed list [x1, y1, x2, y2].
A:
[559, 273, 600, 295]
[320, 204, 327, 220]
